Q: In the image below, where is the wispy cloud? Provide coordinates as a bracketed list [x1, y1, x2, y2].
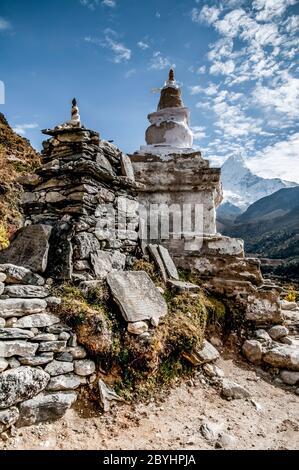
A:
[80, 0, 116, 9]
[13, 123, 39, 136]
[124, 68, 136, 78]
[102, 0, 116, 7]
[0, 17, 12, 31]
[84, 30, 131, 63]
[137, 41, 150, 50]
[149, 51, 173, 70]
[191, 5, 221, 25]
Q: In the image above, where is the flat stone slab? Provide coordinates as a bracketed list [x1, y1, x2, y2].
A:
[106, 271, 167, 323]
[19, 354, 54, 366]
[47, 373, 83, 391]
[0, 340, 39, 358]
[17, 391, 77, 427]
[15, 313, 60, 328]
[167, 279, 200, 293]
[263, 345, 299, 371]
[0, 264, 45, 286]
[0, 366, 50, 409]
[148, 245, 167, 282]
[4, 285, 50, 298]
[44, 360, 74, 376]
[38, 341, 67, 353]
[182, 340, 219, 366]
[0, 328, 34, 340]
[158, 245, 179, 280]
[0, 224, 52, 273]
[0, 298, 47, 318]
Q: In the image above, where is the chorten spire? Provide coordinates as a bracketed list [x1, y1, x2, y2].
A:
[70, 98, 81, 126]
[157, 69, 184, 110]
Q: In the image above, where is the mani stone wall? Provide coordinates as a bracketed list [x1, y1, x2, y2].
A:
[0, 264, 96, 431]
[0, 123, 141, 283]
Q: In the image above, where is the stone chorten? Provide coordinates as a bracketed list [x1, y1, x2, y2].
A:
[142, 69, 193, 155]
[1, 100, 141, 282]
[130, 71, 282, 323]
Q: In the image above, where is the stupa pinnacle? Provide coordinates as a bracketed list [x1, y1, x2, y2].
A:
[140, 69, 193, 156]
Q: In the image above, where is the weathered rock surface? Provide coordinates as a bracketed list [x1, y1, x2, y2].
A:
[255, 329, 272, 343]
[242, 340, 263, 364]
[127, 321, 149, 335]
[0, 340, 38, 358]
[0, 273, 6, 283]
[203, 363, 224, 378]
[263, 345, 299, 371]
[183, 340, 219, 366]
[268, 325, 289, 340]
[4, 284, 50, 298]
[281, 300, 298, 311]
[44, 360, 74, 376]
[65, 346, 86, 359]
[0, 328, 34, 340]
[0, 282, 4, 295]
[107, 271, 167, 323]
[47, 373, 83, 391]
[0, 358, 8, 373]
[167, 279, 200, 293]
[0, 224, 52, 273]
[90, 250, 126, 279]
[0, 407, 19, 432]
[17, 391, 77, 426]
[221, 379, 251, 400]
[19, 354, 54, 366]
[0, 264, 45, 286]
[0, 366, 49, 409]
[245, 293, 283, 324]
[74, 359, 95, 376]
[31, 333, 57, 342]
[0, 318, 5, 328]
[38, 341, 67, 353]
[0, 298, 47, 318]
[280, 370, 299, 385]
[98, 379, 124, 412]
[15, 313, 60, 328]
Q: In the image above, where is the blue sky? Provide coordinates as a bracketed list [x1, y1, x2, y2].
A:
[0, 0, 299, 181]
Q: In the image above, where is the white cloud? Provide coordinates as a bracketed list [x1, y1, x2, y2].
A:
[192, 126, 206, 140]
[247, 133, 299, 183]
[102, 0, 116, 7]
[0, 17, 11, 31]
[253, 73, 299, 120]
[191, 5, 221, 25]
[84, 32, 131, 63]
[189, 83, 218, 96]
[210, 59, 235, 75]
[124, 68, 136, 78]
[253, 0, 296, 22]
[197, 65, 206, 74]
[285, 14, 299, 33]
[13, 123, 38, 136]
[149, 51, 172, 70]
[137, 41, 150, 50]
[213, 101, 262, 137]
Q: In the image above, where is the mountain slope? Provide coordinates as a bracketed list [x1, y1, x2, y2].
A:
[224, 186, 299, 281]
[221, 154, 297, 210]
[0, 113, 40, 246]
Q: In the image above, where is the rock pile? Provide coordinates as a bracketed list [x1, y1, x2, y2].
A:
[0, 263, 96, 432]
[242, 299, 299, 394]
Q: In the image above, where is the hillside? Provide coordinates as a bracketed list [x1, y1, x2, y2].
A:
[223, 187, 299, 281]
[0, 113, 40, 247]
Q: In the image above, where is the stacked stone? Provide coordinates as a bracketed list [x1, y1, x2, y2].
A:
[0, 264, 95, 431]
[17, 102, 140, 282]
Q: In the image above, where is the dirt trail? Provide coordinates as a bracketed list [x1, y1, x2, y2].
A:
[1, 357, 298, 450]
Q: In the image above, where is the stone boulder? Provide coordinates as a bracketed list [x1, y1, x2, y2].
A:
[0, 366, 49, 409]
[0, 407, 19, 432]
[0, 224, 52, 273]
[221, 379, 251, 400]
[268, 325, 289, 340]
[182, 340, 219, 366]
[0, 340, 38, 358]
[107, 271, 167, 324]
[245, 292, 283, 324]
[4, 285, 50, 298]
[90, 250, 126, 280]
[15, 313, 60, 328]
[0, 298, 47, 318]
[263, 345, 299, 371]
[242, 340, 263, 364]
[17, 391, 77, 426]
[0, 264, 45, 286]
[280, 370, 299, 385]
